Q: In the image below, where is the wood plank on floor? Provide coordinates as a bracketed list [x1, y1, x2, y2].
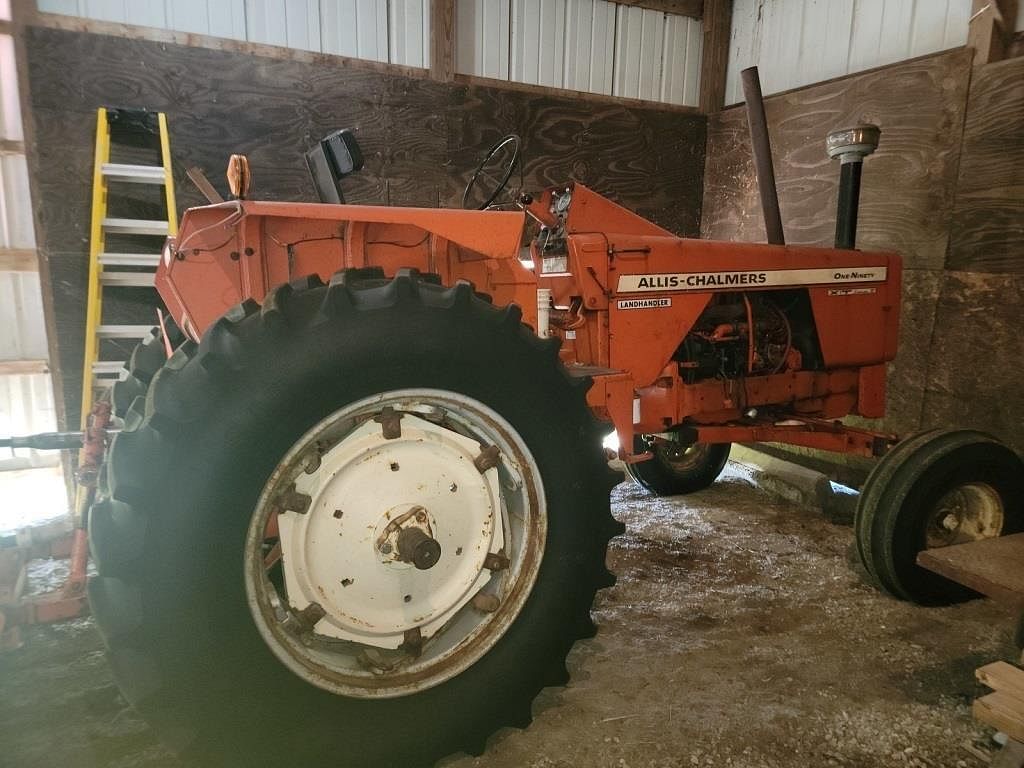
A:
[916, 532, 1024, 609]
[974, 690, 1024, 744]
[978, 662, 1024, 704]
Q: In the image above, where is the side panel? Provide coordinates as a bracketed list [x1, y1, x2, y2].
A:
[603, 236, 901, 387]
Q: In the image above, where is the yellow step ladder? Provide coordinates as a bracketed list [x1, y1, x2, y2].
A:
[80, 107, 177, 427]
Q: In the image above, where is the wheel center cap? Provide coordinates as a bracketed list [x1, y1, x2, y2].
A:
[375, 505, 442, 570]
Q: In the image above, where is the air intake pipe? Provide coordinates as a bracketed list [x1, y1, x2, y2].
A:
[826, 125, 880, 249]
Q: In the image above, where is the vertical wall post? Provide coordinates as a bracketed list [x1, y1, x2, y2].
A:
[699, 0, 733, 114]
[968, 0, 1017, 65]
[430, 0, 456, 82]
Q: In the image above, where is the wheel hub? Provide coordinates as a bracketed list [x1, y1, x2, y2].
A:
[245, 390, 546, 699]
[276, 413, 505, 650]
[926, 481, 1004, 548]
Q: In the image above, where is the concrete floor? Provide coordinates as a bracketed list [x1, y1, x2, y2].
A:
[0, 466, 1018, 768]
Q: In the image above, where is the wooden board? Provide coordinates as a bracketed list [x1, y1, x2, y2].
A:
[948, 56, 1024, 274]
[916, 533, 1024, 609]
[974, 691, 1024, 744]
[977, 662, 1024, 703]
[24, 25, 705, 429]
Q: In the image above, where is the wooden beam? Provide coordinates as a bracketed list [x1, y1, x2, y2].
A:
[0, 360, 49, 375]
[616, 1, 704, 20]
[0, 248, 37, 271]
[699, 0, 732, 114]
[454, 73, 700, 114]
[429, 0, 455, 82]
[968, 0, 1017, 65]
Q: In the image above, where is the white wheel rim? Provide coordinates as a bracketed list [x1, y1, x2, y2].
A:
[244, 389, 547, 699]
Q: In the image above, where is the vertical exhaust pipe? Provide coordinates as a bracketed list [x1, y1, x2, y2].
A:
[826, 125, 880, 249]
[740, 66, 785, 246]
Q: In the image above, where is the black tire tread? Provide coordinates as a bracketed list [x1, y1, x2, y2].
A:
[855, 429, 943, 591]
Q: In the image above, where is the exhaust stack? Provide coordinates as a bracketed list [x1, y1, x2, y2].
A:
[740, 66, 785, 246]
[826, 125, 880, 249]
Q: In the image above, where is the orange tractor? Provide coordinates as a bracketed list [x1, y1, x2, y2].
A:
[73, 82, 1023, 767]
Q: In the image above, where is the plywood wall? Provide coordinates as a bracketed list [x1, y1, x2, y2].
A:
[24, 25, 706, 429]
[704, 48, 1024, 471]
[921, 56, 1024, 446]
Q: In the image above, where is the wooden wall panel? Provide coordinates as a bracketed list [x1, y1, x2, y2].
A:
[948, 56, 1024, 274]
[921, 271, 1024, 455]
[447, 84, 705, 236]
[25, 26, 705, 427]
[702, 48, 972, 269]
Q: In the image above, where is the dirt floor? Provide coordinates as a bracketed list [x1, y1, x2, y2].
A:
[0, 466, 1018, 768]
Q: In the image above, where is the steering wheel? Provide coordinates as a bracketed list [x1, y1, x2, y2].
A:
[462, 134, 522, 210]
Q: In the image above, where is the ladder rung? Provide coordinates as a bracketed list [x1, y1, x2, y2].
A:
[92, 361, 127, 376]
[101, 163, 167, 184]
[102, 218, 169, 236]
[100, 272, 156, 287]
[97, 325, 153, 339]
[98, 252, 162, 268]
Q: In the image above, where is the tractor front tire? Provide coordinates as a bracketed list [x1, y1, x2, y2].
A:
[855, 429, 1024, 605]
[626, 439, 731, 496]
[88, 270, 622, 767]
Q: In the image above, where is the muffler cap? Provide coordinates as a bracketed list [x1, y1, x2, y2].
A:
[826, 124, 881, 161]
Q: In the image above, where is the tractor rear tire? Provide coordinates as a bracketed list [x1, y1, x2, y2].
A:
[626, 439, 731, 496]
[88, 270, 622, 767]
[854, 429, 1024, 605]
